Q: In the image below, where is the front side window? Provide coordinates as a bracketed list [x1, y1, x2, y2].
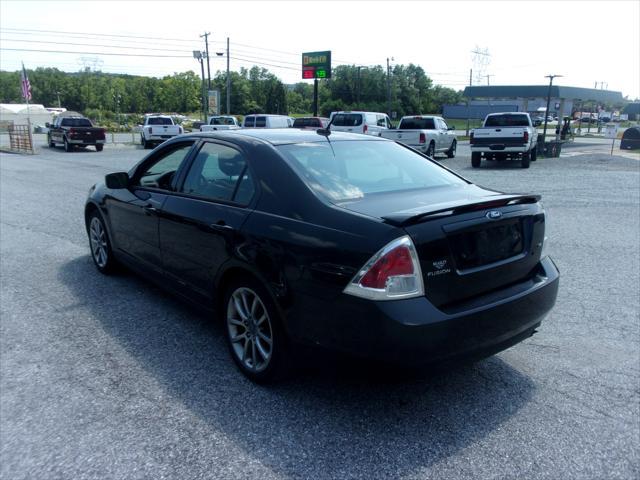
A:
[244, 116, 255, 127]
[376, 115, 387, 127]
[137, 142, 194, 190]
[278, 140, 467, 202]
[181, 143, 254, 204]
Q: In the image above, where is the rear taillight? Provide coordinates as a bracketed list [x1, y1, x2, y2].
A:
[524, 131, 529, 143]
[470, 131, 474, 144]
[98, 128, 106, 139]
[363, 124, 368, 134]
[343, 236, 424, 301]
[419, 133, 426, 144]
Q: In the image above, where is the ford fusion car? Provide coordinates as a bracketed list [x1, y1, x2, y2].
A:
[85, 129, 559, 382]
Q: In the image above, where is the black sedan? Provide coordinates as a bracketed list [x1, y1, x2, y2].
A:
[85, 129, 559, 382]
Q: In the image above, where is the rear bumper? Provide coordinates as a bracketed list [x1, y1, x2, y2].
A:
[68, 138, 105, 144]
[290, 256, 559, 366]
[471, 145, 531, 154]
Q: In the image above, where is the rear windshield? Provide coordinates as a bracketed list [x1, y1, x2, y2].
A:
[294, 118, 321, 128]
[622, 128, 640, 139]
[399, 118, 436, 130]
[331, 114, 363, 127]
[147, 117, 173, 125]
[277, 141, 466, 202]
[210, 117, 235, 125]
[484, 114, 530, 127]
[60, 118, 92, 127]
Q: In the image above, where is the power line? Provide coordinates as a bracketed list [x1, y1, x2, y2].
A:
[0, 27, 196, 43]
[0, 37, 197, 53]
[0, 47, 192, 58]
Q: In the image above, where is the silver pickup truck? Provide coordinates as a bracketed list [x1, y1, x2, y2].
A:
[379, 115, 457, 158]
[200, 115, 240, 132]
[470, 112, 538, 168]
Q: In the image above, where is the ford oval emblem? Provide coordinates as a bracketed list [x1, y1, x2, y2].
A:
[486, 210, 502, 220]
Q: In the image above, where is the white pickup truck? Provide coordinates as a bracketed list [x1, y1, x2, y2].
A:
[470, 112, 538, 168]
[200, 115, 241, 132]
[379, 115, 457, 158]
[140, 115, 183, 149]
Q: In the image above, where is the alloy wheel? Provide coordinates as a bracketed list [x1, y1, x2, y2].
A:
[89, 217, 108, 268]
[226, 287, 273, 373]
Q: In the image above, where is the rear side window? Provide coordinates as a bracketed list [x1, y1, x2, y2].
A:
[485, 115, 530, 127]
[293, 118, 306, 128]
[181, 143, 254, 204]
[278, 141, 466, 202]
[255, 117, 267, 127]
[399, 118, 436, 130]
[331, 114, 363, 127]
[244, 117, 255, 127]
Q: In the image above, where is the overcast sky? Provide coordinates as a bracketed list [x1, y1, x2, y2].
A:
[1, 0, 639, 99]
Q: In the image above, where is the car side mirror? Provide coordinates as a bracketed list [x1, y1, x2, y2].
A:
[448, 126, 455, 130]
[105, 172, 130, 189]
[45, 123, 50, 128]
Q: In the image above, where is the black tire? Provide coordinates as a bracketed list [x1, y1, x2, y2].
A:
[95, 144, 104, 152]
[426, 142, 435, 158]
[472, 152, 481, 168]
[48, 135, 55, 148]
[142, 137, 151, 149]
[64, 137, 73, 152]
[521, 151, 531, 169]
[446, 140, 457, 158]
[87, 210, 118, 275]
[531, 147, 537, 162]
[223, 276, 291, 383]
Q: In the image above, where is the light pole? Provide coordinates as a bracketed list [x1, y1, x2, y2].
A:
[542, 74, 563, 147]
[216, 39, 231, 115]
[55, 91, 61, 108]
[386, 57, 391, 117]
[193, 50, 207, 122]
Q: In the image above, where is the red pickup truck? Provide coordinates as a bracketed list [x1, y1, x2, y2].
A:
[47, 114, 106, 152]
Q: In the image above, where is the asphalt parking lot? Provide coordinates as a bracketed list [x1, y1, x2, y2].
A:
[1, 137, 639, 479]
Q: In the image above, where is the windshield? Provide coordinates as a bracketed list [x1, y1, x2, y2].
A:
[147, 117, 173, 125]
[485, 114, 530, 127]
[60, 118, 92, 127]
[399, 118, 436, 130]
[277, 140, 466, 202]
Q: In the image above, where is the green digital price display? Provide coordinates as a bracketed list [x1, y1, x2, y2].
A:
[302, 51, 331, 79]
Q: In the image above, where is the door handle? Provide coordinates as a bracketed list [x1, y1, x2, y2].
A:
[209, 222, 234, 232]
[143, 205, 159, 215]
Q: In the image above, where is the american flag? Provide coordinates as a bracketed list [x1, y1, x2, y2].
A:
[21, 62, 32, 101]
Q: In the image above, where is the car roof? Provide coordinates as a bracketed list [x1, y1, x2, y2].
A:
[184, 128, 388, 145]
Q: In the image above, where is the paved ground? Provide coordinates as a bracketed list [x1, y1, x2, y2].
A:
[1, 138, 639, 479]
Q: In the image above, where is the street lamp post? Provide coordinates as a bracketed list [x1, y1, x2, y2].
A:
[542, 74, 563, 148]
[216, 39, 231, 115]
[193, 51, 207, 122]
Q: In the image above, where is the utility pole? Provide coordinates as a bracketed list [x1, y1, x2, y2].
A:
[201, 32, 211, 90]
[193, 51, 206, 122]
[313, 78, 318, 116]
[485, 74, 494, 86]
[55, 91, 61, 108]
[226, 37, 230, 114]
[542, 74, 563, 147]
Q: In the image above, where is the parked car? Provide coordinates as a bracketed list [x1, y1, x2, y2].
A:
[85, 129, 559, 382]
[470, 112, 538, 168]
[328, 111, 392, 136]
[620, 127, 640, 150]
[292, 117, 329, 129]
[47, 113, 106, 152]
[379, 115, 457, 158]
[242, 114, 291, 128]
[532, 116, 544, 126]
[200, 116, 241, 132]
[140, 115, 183, 149]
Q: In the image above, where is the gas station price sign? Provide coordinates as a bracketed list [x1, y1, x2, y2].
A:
[302, 51, 331, 79]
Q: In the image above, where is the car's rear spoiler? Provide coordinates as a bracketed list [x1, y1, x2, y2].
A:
[381, 194, 541, 227]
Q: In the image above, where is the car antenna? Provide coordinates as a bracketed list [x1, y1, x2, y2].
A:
[317, 116, 334, 137]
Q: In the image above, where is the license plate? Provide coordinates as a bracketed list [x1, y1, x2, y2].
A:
[450, 220, 524, 270]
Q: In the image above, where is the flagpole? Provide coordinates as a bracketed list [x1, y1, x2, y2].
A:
[22, 61, 33, 152]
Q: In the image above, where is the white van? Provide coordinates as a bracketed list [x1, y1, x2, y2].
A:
[242, 114, 291, 129]
[328, 111, 393, 136]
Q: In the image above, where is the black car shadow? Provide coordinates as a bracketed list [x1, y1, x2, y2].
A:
[58, 255, 536, 478]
